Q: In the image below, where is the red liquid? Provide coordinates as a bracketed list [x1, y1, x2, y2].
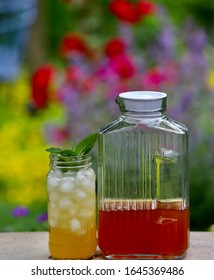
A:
[98, 200, 189, 259]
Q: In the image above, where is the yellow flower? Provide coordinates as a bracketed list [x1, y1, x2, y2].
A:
[207, 71, 214, 91]
[0, 73, 61, 205]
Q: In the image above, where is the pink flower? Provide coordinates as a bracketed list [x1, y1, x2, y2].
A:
[45, 126, 69, 145]
[65, 65, 82, 84]
[142, 68, 166, 89]
[141, 62, 178, 90]
[81, 75, 97, 93]
[109, 54, 136, 79]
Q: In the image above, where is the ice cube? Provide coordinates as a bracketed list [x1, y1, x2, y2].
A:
[84, 169, 96, 181]
[77, 228, 87, 235]
[75, 171, 86, 187]
[63, 171, 76, 178]
[49, 192, 59, 203]
[159, 147, 178, 161]
[49, 218, 57, 228]
[47, 176, 58, 189]
[47, 171, 62, 189]
[81, 180, 95, 191]
[70, 218, 81, 232]
[76, 169, 95, 191]
[78, 168, 95, 182]
[60, 177, 75, 193]
[83, 198, 95, 210]
[70, 207, 78, 216]
[58, 197, 72, 209]
[75, 189, 87, 200]
[79, 209, 94, 219]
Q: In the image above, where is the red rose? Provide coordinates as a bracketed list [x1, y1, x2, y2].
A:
[109, 0, 156, 23]
[59, 32, 92, 58]
[136, 0, 156, 17]
[109, 0, 140, 23]
[31, 65, 56, 108]
[105, 38, 126, 57]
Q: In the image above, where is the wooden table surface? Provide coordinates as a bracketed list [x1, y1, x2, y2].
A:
[0, 231, 213, 260]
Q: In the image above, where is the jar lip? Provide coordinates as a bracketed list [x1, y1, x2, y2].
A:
[49, 153, 92, 164]
[50, 153, 92, 159]
[49, 153, 92, 169]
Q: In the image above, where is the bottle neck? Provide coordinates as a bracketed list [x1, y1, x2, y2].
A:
[49, 154, 92, 172]
[121, 110, 166, 124]
[116, 91, 167, 124]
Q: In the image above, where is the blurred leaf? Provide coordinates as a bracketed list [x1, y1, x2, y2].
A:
[74, 133, 97, 156]
[46, 147, 62, 153]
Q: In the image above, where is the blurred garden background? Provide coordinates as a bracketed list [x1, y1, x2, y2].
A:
[0, 0, 214, 232]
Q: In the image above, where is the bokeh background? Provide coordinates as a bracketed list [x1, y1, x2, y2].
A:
[0, 0, 214, 231]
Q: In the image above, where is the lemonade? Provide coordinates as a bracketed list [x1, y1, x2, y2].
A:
[47, 157, 97, 259]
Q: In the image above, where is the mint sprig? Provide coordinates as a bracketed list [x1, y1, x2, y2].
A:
[46, 133, 97, 156]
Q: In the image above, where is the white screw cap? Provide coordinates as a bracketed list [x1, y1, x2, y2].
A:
[117, 91, 167, 112]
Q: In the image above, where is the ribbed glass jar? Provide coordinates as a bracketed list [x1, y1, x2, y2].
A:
[47, 153, 97, 259]
[97, 91, 189, 259]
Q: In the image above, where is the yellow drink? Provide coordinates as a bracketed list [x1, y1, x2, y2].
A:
[49, 224, 97, 259]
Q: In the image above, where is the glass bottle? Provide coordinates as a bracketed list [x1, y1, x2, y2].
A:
[97, 91, 189, 259]
[47, 153, 97, 259]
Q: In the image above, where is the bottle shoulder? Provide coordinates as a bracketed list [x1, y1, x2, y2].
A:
[99, 116, 188, 135]
[98, 117, 132, 134]
[157, 117, 188, 134]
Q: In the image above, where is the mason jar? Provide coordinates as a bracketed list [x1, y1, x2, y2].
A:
[97, 91, 189, 259]
[47, 153, 97, 259]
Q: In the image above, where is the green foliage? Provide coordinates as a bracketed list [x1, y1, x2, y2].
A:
[0, 202, 47, 232]
[42, 0, 116, 59]
[155, 0, 214, 30]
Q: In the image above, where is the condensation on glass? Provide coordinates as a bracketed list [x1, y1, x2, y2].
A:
[97, 91, 189, 259]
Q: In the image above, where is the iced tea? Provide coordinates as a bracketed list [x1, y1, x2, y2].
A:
[98, 199, 189, 259]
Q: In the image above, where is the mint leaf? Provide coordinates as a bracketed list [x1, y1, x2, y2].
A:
[46, 147, 62, 153]
[74, 133, 97, 155]
[60, 149, 76, 156]
[46, 133, 97, 157]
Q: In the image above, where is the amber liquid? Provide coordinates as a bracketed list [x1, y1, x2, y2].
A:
[49, 225, 97, 259]
[98, 200, 189, 259]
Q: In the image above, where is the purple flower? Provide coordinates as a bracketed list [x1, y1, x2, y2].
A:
[11, 206, 29, 217]
[183, 19, 208, 53]
[180, 91, 193, 112]
[158, 26, 175, 57]
[37, 212, 48, 223]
